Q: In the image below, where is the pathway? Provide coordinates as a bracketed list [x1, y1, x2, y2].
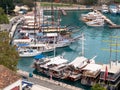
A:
[17, 70, 83, 90]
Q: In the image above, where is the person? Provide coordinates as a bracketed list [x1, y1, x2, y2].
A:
[87, 59, 90, 63]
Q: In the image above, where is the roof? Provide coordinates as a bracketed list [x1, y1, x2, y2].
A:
[0, 65, 21, 89]
[69, 56, 88, 68]
[45, 33, 58, 37]
[82, 63, 102, 71]
[46, 56, 68, 66]
[101, 61, 120, 74]
[34, 54, 45, 60]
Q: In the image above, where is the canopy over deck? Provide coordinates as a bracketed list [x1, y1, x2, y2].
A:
[69, 56, 88, 68]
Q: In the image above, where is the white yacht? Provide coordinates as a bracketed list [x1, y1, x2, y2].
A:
[85, 18, 104, 27]
[19, 49, 42, 57]
[109, 4, 118, 14]
[101, 4, 109, 13]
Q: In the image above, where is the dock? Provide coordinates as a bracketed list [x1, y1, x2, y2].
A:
[9, 18, 22, 44]
[61, 9, 67, 15]
[17, 70, 83, 90]
[95, 10, 120, 29]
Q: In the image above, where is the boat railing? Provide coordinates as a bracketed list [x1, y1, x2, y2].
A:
[100, 71, 120, 82]
[82, 70, 101, 78]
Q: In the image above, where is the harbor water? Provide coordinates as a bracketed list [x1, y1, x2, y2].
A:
[17, 10, 120, 90]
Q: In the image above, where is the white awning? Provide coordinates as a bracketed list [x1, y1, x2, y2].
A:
[46, 56, 68, 65]
[69, 56, 87, 68]
[82, 64, 102, 71]
[45, 33, 58, 37]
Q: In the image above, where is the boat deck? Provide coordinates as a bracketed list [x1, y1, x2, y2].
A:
[101, 61, 120, 74]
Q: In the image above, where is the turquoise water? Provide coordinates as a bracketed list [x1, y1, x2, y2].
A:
[17, 10, 120, 90]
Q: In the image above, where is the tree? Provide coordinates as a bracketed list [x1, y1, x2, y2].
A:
[0, 7, 9, 24]
[0, 31, 19, 71]
[114, 0, 120, 3]
[91, 84, 106, 90]
[14, 0, 34, 10]
[0, 0, 15, 14]
[83, 0, 98, 5]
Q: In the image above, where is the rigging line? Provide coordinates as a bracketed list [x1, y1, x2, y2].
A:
[34, 0, 37, 44]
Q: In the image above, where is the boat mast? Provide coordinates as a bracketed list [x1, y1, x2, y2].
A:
[38, 1, 41, 32]
[34, 0, 37, 44]
[51, 0, 56, 58]
[109, 37, 112, 68]
[115, 37, 118, 65]
[81, 33, 85, 56]
[51, 0, 54, 26]
[58, 8, 61, 32]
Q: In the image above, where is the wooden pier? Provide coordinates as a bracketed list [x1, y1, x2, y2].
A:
[95, 10, 120, 29]
[61, 9, 67, 15]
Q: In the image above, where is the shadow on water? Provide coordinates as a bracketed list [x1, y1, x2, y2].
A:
[33, 69, 91, 90]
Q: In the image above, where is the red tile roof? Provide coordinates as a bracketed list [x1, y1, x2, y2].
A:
[0, 65, 21, 89]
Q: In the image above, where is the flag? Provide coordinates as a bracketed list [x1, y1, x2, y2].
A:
[50, 74, 52, 80]
[104, 66, 108, 81]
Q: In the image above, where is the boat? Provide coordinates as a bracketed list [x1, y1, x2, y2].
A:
[81, 11, 105, 27]
[99, 61, 120, 90]
[109, 4, 118, 14]
[99, 36, 120, 89]
[33, 55, 69, 78]
[62, 56, 94, 81]
[85, 18, 104, 27]
[117, 5, 120, 14]
[18, 49, 42, 57]
[17, 43, 54, 56]
[81, 63, 102, 86]
[101, 4, 109, 13]
[13, 30, 80, 58]
[81, 11, 102, 22]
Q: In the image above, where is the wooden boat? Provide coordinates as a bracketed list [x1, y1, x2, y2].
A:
[33, 55, 69, 78]
[81, 63, 102, 86]
[62, 56, 95, 81]
[99, 61, 120, 90]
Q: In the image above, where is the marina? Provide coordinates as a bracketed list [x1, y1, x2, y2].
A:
[14, 6, 120, 90]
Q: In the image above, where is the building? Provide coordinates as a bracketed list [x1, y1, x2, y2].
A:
[0, 65, 22, 90]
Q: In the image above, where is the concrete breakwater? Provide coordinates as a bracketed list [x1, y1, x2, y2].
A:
[17, 70, 83, 90]
[43, 5, 93, 10]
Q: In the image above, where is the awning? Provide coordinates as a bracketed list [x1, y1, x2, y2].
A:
[17, 43, 29, 47]
[36, 32, 43, 36]
[34, 54, 45, 60]
[45, 33, 58, 37]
